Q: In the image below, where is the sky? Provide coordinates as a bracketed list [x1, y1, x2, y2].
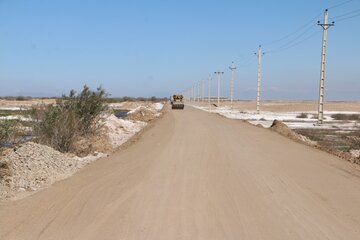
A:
[0, 0, 359, 100]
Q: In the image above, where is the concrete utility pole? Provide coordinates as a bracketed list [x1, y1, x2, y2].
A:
[195, 83, 198, 102]
[229, 62, 237, 109]
[214, 71, 224, 107]
[317, 9, 334, 124]
[255, 45, 264, 114]
[194, 84, 197, 102]
[208, 75, 211, 107]
[202, 80, 205, 102]
[192, 85, 195, 102]
[198, 81, 201, 102]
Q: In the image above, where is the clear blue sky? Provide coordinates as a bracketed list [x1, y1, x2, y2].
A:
[0, 0, 359, 100]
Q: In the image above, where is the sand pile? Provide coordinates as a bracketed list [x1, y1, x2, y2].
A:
[71, 133, 113, 157]
[0, 142, 104, 200]
[125, 106, 160, 122]
[72, 112, 152, 154]
[270, 120, 316, 145]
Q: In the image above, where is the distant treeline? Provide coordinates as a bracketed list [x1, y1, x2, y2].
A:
[0, 96, 55, 101]
[105, 96, 168, 103]
[0, 96, 168, 102]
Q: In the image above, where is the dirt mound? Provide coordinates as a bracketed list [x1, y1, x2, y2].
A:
[71, 133, 113, 157]
[0, 142, 103, 200]
[125, 106, 159, 122]
[270, 120, 316, 145]
[102, 114, 146, 148]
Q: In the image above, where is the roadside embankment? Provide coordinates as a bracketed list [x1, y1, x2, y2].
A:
[192, 103, 360, 164]
[0, 102, 164, 201]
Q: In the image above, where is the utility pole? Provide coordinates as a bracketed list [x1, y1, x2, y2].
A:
[192, 84, 195, 102]
[195, 82, 197, 102]
[202, 80, 205, 102]
[317, 9, 334, 124]
[198, 81, 201, 102]
[208, 75, 211, 109]
[255, 45, 264, 114]
[214, 71, 224, 107]
[229, 62, 237, 109]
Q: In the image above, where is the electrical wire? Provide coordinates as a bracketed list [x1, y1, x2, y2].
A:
[330, 8, 360, 19]
[327, 0, 355, 9]
[238, 57, 257, 69]
[334, 12, 360, 21]
[266, 30, 321, 54]
[265, 24, 316, 53]
[237, 54, 254, 66]
[261, 12, 322, 47]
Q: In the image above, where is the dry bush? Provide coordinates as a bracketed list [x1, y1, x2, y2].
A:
[0, 120, 20, 150]
[0, 161, 12, 179]
[32, 85, 108, 153]
[331, 114, 360, 121]
[296, 113, 308, 118]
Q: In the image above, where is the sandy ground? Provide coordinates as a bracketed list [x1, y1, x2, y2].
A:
[0, 99, 55, 109]
[0, 106, 360, 239]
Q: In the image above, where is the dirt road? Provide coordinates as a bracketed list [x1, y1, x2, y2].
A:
[1, 106, 360, 239]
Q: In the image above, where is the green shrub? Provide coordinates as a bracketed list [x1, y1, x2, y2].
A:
[15, 96, 26, 101]
[0, 120, 20, 149]
[32, 85, 108, 152]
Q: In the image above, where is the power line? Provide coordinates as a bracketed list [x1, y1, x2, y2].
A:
[261, 12, 322, 47]
[328, 0, 355, 9]
[266, 24, 316, 53]
[266, 30, 321, 54]
[261, 0, 356, 50]
[330, 8, 360, 19]
[334, 12, 360, 22]
[236, 54, 256, 68]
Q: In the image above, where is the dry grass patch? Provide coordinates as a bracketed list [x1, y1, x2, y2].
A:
[296, 113, 308, 118]
[331, 114, 360, 121]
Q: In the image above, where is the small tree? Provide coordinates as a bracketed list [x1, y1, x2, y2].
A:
[32, 85, 108, 152]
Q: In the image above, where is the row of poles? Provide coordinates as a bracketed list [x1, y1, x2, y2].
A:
[181, 9, 334, 125]
[183, 63, 237, 109]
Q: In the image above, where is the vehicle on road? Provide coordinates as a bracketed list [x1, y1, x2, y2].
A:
[171, 94, 184, 109]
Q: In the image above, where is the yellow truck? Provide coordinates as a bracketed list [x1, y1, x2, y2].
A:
[171, 95, 184, 109]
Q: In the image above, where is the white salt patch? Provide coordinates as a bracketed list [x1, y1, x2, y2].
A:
[0, 107, 22, 110]
[102, 114, 147, 148]
[151, 102, 164, 111]
[0, 115, 32, 121]
[192, 105, 360, 130]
